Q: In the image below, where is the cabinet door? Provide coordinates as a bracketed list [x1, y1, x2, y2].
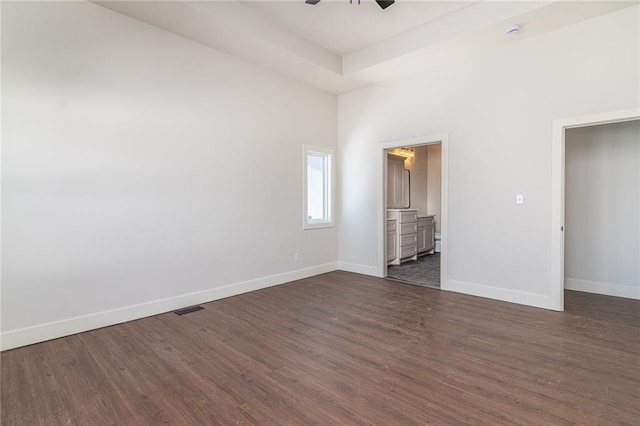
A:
[424, 220, 435, 252]
[417, 224, 427, 253]
[387, 155, 405, 208]
[387, 230, 397, 262]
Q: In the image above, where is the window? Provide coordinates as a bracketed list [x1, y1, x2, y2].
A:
[303, 145, 334, 229]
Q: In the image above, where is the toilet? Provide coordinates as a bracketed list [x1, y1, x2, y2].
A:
[434, 233, 441, 252]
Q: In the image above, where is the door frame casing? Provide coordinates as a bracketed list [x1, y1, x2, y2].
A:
[378, 134, 449, 288]
[550, 108, 640, 311]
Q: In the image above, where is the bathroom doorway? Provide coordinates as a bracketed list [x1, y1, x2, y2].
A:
[379, 135, 448, 289]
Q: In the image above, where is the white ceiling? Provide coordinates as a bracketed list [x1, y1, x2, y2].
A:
[95, 1, 639, 94]
[237, 0, 476, 56]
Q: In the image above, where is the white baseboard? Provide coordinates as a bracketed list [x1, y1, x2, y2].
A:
[443, 279, 552, 310]
[338, 262, 379, 277]
[0, 262, 339, 351]
[565, 278, 639, 300]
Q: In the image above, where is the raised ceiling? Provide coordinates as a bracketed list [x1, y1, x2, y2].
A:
[95, 1, 638, 94]
[238, 0, 476, 56]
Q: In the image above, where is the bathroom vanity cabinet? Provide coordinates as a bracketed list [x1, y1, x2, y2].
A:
[387, 209, 418, 265]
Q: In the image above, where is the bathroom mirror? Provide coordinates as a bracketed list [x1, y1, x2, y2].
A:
[403, 169, 411, 208]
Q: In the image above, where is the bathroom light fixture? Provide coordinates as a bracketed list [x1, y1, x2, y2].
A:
[399, 148, 414, 158]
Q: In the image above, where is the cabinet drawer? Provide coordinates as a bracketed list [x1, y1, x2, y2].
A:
[399, 210, 418, 223]
[400, 233, 417, 246]
[400, 245, 417, 258]
[400, 222, 417, 235]
[387, 220, 397, 232]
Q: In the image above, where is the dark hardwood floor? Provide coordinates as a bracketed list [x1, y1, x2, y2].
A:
[2, 271, 639, 425]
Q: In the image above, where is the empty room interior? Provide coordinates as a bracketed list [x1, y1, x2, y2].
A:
[2, 0, 639, 424]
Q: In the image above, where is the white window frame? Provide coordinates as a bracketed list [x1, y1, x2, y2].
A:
[303, 145, 334, 230]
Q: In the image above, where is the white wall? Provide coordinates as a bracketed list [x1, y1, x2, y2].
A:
[1, 1, 338, 349]
[426, 144, 442, 233]
[565, 121, 639, 299]
[338, 6, 639, 308]
[411, 146, 429, 215]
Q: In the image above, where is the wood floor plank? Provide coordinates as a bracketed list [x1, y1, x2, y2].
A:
[2, 271, 639, 424]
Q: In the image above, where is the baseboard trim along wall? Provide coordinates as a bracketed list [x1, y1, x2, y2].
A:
[0, 262, 339, 351]
[337, 265, 555, 309]
[565, 278, 640, 300]
[338, 262, 379, 277]
[444, 279, 553, 310]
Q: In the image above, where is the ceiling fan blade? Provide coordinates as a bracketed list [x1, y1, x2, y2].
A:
[305, 0, 321, 4]
[375, 0, 395, 9]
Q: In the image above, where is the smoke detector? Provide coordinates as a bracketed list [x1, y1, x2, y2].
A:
[506, 24, 521, 35]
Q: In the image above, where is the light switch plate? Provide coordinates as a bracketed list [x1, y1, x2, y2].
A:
[516, 194, 524, 205]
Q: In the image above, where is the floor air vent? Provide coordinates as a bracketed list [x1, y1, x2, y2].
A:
[174, 305, 204, 316]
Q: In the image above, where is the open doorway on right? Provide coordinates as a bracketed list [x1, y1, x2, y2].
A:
[564, 119, 639, 301]
[386, 143, 442, 288]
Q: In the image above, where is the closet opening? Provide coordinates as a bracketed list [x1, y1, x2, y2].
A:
[551, 109, 639, 310]
[564, 120, 639, 300]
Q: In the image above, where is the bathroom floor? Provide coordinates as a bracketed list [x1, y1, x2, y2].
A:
[387, 252, 440, 288]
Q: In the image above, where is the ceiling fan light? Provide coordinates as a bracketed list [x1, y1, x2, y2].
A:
[375, 0, 395, 9]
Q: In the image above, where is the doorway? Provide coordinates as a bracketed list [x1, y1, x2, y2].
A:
[378, 135, 449, 289]
[565, 121, 639, 298]
[551, 109, 640, 311]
